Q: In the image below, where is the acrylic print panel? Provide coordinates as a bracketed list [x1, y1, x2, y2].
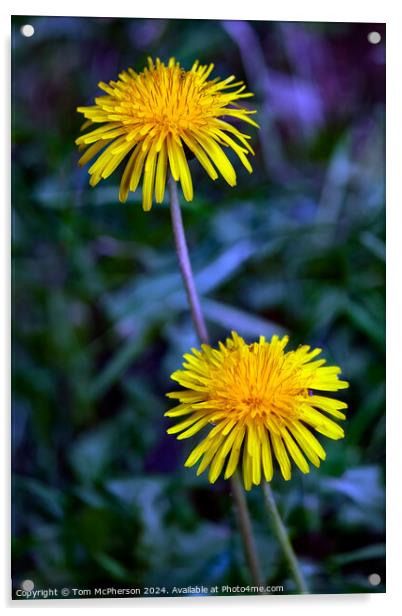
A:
[11, 15, 385, 600]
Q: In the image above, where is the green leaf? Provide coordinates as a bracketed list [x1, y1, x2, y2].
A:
[330, 543, 385, 566]
[88, 336, 148, 400]
[202, 298, 284, 338]
[344, 300, 385, 350]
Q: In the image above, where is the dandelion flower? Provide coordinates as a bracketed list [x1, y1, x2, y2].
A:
[165, 332, 349, 490]
[76, 57, 257, 211]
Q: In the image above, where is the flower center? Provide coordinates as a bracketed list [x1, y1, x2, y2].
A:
[207, 346, 308, 422]
[241, 395, 265, 417]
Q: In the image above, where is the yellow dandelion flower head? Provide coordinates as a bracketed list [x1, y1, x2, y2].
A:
[76, 57, 258, 211]
[165, 332, 349, 490]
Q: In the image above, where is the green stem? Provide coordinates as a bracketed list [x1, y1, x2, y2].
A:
[168, 176, 263, 586]
[261, 481, 308, 593]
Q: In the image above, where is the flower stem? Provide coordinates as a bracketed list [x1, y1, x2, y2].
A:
[230, 471, 264, 586]
[168, 176, 209, 345]
[168, 176, 263, 586]
[261, 481, 308, 593]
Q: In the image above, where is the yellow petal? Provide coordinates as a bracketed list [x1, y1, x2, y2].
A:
[166, 412, 205, 435]
[309, 395, 348, 419]
[129, 144, 148, 192]
[208, 447, 228, 483]
[181, 133, 218, 180]
[154, 142, 167, 204]
[184, 436, 211, 467]
[224, 425, 246, 479]
[242, 446, 253, 491]
[258, 423, 273, 481]
[270, 431, 291, 480]
[142, 142, 158, 211]
[167, 134, 180, 181]
[102, 141, 133, 179]
[288, 421, 325, 466]
[281, 428, 310, 474]
[300, 406, 345, 440]
[164, 403, 195, 418]
[196, 435, 225, 476]
[193, 132, 237, 186]
[175, 142, 194, 201]
[177, 416, 212, 440]
[119, 147, 141, 203]
[78, 138, 112, 167]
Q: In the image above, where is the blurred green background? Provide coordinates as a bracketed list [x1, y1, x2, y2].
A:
[12, 16, 385, 596]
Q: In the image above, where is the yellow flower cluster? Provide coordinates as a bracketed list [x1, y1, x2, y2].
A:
[76, 57, 257, 211]
[166, 332, 349, 490]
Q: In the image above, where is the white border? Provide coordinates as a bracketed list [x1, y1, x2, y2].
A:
[1, 0, 392, 21]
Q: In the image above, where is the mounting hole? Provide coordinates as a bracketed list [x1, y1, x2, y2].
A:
[22, 579, 35, 591]
[20, 24, 35, 38]
[368, 573, 381, 586]
[367, 31, 381, 45]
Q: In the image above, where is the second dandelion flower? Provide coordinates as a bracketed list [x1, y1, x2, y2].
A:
[166, 332, 349, 490]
